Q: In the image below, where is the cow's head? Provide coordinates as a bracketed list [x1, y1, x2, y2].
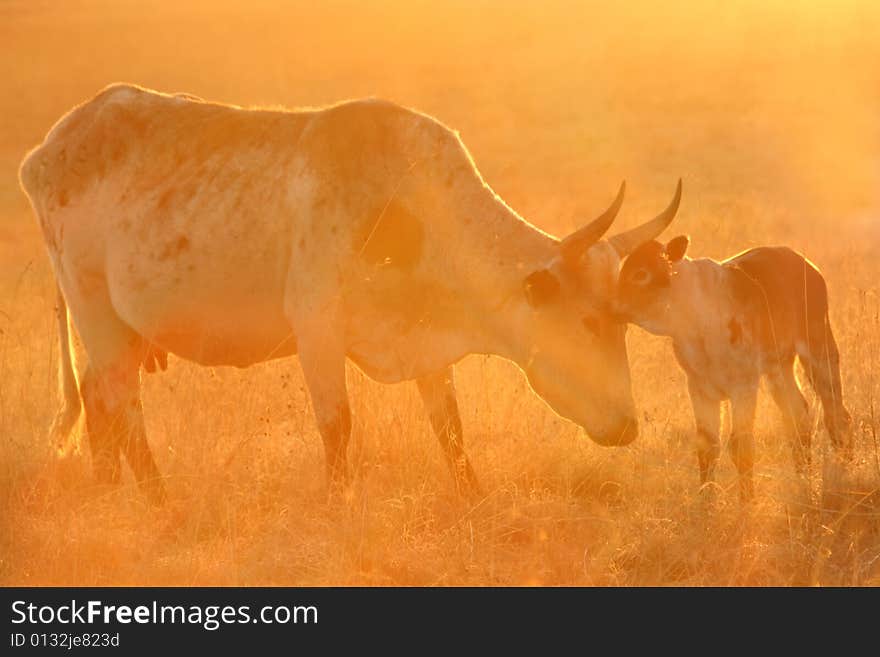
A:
[518, 180, 682, 446]
[614, 232, 690, 336]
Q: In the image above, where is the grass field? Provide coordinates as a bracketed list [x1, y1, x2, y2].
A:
[1, 0, 879, 586]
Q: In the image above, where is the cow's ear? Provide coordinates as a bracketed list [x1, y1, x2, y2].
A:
[666, 235, 690, 262]
[523, 268, 561, 307]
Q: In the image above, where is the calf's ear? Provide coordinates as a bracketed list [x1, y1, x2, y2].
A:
[666, 235, 690, 262]
[523, 269, 561, 307]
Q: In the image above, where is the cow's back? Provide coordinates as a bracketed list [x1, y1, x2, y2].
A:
[18, 84, 487, 370]
[20, 83, 311, 209]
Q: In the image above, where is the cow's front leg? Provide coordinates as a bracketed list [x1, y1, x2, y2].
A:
[729, 386, 758, 502]
[416, 366, 481, 498]
[297, 330, 352, 495]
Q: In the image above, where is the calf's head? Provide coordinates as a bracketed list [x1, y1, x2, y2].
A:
[615, 232, 690, 336]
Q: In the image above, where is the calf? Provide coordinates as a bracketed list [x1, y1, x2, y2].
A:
[615, 236, 851, 500]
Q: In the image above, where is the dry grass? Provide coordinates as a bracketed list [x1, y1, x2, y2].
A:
[1, 0, 879, 586]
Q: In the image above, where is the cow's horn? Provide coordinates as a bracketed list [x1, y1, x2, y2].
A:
[560, 181, 626, 264]
[609, 179, 682, 257]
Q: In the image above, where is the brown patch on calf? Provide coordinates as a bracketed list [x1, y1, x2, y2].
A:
[621, 241, 672, 285]
[110, 142, 127, 164]
[157, 235, 191, 260]
[356, 199, 423, 270]
[728, 317, 742, 345]
[156, 187, 176, 212]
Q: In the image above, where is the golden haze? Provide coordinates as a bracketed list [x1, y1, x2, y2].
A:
[1, 0, 879, 585]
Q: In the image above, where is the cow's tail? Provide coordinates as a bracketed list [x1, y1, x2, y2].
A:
[49, 282, 82, 455]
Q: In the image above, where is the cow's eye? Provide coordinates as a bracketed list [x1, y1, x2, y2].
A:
[632, 269, 651, 285]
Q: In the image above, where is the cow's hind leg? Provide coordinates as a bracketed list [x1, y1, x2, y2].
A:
[767, 357, 812, 475]
[416, 366, 481, 498]
[65, 292, 164, 503]
[79, 364, 122, 486]
[80, 361, 164, 504]
[79, 362, 156, 493]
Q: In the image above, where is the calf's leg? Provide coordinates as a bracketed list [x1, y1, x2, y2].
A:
[729, 387, 758, 502]
[799, 318, 852, 456]
[767, 359, 812, 474]
[687, 378, 721, 491]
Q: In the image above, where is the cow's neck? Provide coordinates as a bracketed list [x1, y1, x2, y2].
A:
[451, 194, 558, 367]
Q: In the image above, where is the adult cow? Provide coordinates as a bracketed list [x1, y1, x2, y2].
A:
[19, 84, 680, 502]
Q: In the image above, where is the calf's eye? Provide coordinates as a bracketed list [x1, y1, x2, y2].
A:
[632, 269, 651, 285]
